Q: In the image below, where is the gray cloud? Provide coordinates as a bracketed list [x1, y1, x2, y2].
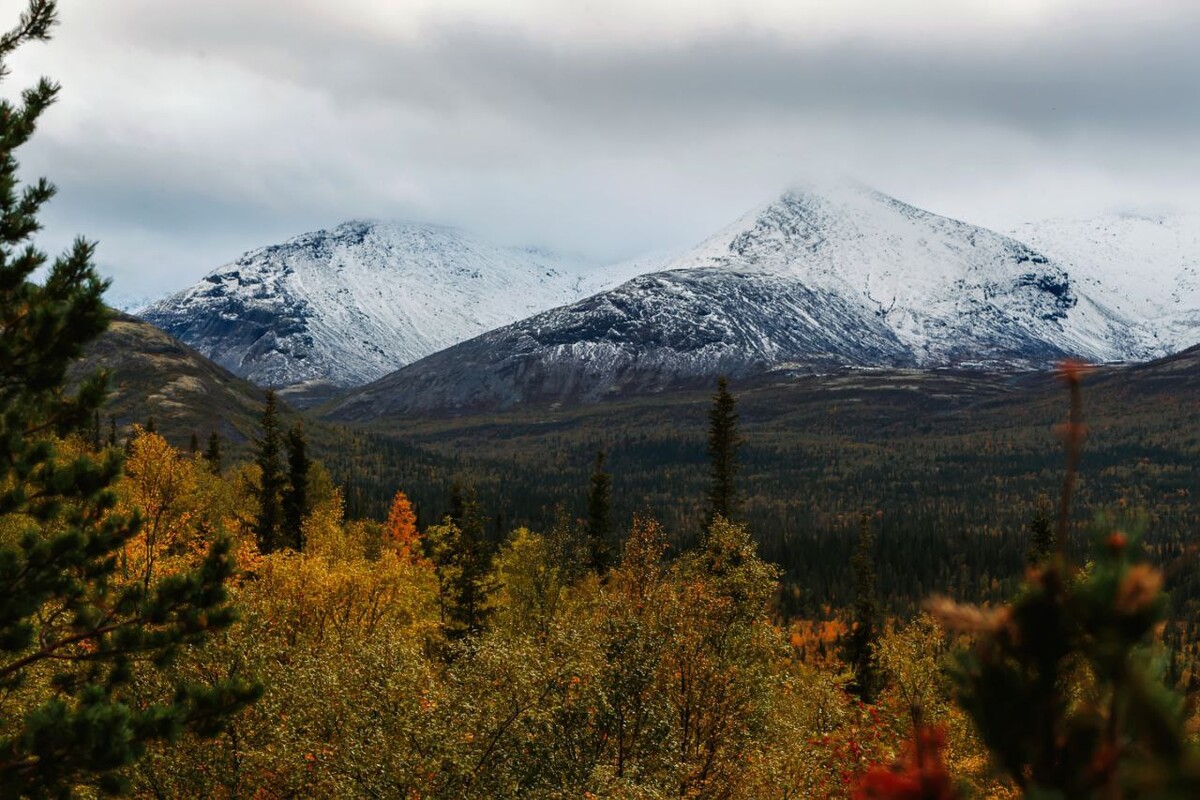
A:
[4, 0, 1199, 302]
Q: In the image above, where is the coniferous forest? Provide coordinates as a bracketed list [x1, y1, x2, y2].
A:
[6, 2, 1200, 798]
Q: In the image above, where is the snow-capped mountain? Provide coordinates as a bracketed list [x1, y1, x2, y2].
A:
[323, 183, 1149, 419]
[140, 221, 646, 390]
[1009, 212, 1200, 355]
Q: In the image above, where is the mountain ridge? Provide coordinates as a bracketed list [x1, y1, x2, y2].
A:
[321, 183, 1154, 420]
[140, 220, 646, 390]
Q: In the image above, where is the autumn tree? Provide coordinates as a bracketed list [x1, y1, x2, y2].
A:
[671, 516, 784, 795]
[596, 514, 674, 784]
[494, 527, 568, 638]
[547, 502, 585, 582]
[707, 376, 741, 522]
[384, 489, 422, 563]
[253, 390, 284, 553]
[927, 366, 1200, 795]
[586, 449, 613, 573]
[282, 421, 310, 550]
[122, 430, 200, 592]
[0, 3, 257, 792]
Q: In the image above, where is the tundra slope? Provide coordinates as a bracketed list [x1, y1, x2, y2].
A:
[324, 183, 1149, 420]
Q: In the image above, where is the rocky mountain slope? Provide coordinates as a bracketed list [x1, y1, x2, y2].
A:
[140, 221, 641, 391]
[323, 183, 1150, 419]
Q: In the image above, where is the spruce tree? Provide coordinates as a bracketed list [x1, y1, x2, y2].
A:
[107, 414, 117, 446]
[706, 376, 741, 523]
[204, 430, 222, 473]
[282, 421, 311, 551]
[429, 487, 494, 639]
[456, 489, 493, 636]
[0, 3, 258, 792]
[844, 513, 880, 702]
[188, 431, 199, 455]
[1025, 495, 1055, 565]
[586, 449, 613, 572]
[253, 390, 284, 553]
[448, 479, 466, 524]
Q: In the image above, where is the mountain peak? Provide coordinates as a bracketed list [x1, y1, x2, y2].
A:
[140, 222, 616, 391]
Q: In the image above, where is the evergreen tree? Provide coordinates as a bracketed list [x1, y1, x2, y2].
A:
[0, 3, 258, 792]
[144, 414, 156, 434]
[204, 430, 222, 473]
[844, 512, 880, 702]
[253, 390, 284, 553]
[586, 449, 613, 572]
[706, 376, 741, 523]
[1025, 494, 1055, 565]
[91, 408, 101, 451]
[282, 421, 311, 551]
[429, 487, 494, 639]
[188, 431, 199, 454]
[448, 479, 466, 524]
[107, 414, 117, 446]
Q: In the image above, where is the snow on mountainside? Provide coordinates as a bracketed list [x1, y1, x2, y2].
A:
[1010, 213, 1200, 355]
[323, 183, 1148, 419]
[652, 182, 1146, 366]
[140, 221, 645, 390]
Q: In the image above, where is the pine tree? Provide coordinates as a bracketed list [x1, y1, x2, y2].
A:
[282, 421, 311, 551]
[91, 409, 101, 451]
[107, 414, 117, 446]
[253, 390, 284, 553]
[586, 449, 613, 572]
[189, 431, 199, 455]
[706, 376, 741, 523]
[204, 430, 222, 473]
[845, 512, 880, 702]
[144, 414, 156, 434]
[0, 3, 258, 792]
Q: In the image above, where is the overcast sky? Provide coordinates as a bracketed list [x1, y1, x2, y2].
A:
[5, 0, 1200, 304]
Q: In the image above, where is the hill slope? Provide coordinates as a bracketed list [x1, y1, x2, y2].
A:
[72, 312, 269, 445]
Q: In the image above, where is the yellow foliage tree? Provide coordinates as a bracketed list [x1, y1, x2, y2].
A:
[120, 428, 200, 589]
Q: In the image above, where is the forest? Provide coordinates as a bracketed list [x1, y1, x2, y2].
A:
[6, 1, 1200, 797]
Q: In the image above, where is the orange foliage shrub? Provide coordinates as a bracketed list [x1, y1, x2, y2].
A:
[854, 726, 959, 800]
